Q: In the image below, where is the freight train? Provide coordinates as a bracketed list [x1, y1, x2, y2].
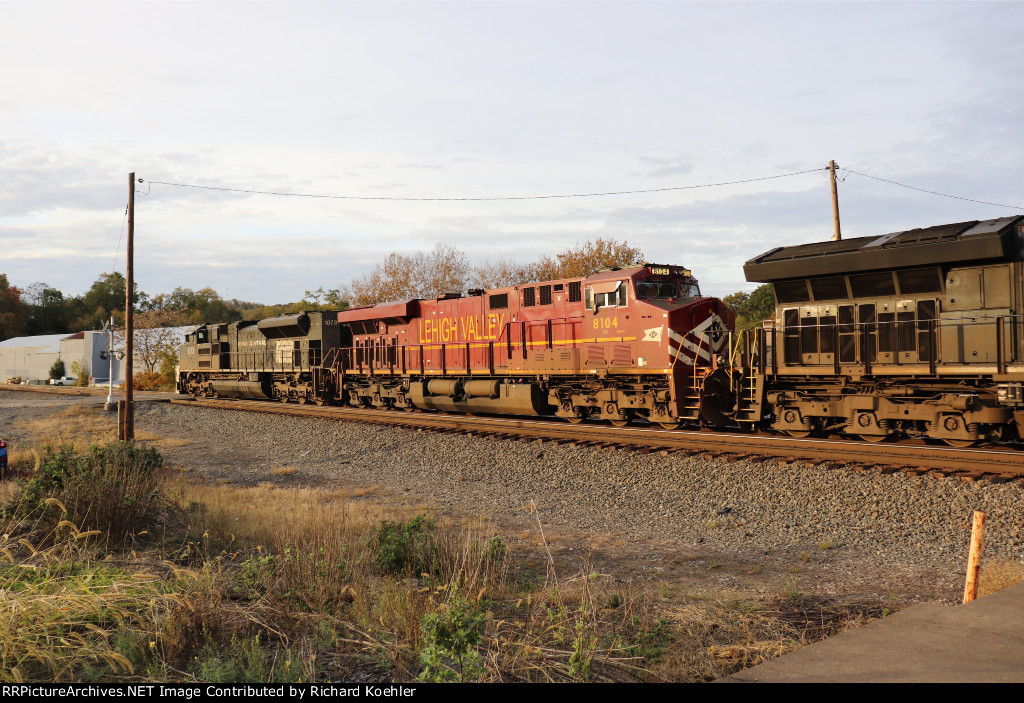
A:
[178, 215, 1024, 446]
[178, 264, 733, 429]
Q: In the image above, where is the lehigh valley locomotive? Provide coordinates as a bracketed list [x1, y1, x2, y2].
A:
[178, 264, 733, 429]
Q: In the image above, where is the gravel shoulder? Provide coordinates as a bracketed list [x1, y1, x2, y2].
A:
[5, 390, 1021, 606]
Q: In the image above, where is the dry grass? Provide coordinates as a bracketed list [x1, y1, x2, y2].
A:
[13, 406, 117, 451]
[0, 404, 907, 683]
[269, 466, 299, 476]
[979, 558, 1024, 597]
[0, 521, 179, 683]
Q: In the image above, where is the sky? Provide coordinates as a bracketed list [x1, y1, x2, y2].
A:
[2, 0, 1023, 305]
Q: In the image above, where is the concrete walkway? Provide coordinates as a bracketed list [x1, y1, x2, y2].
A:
[722, 581, 1024, 682]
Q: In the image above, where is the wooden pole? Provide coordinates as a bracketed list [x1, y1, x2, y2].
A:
[963, 510, 986, 603]
[123, 172, 135, 441]
[829, 160, 842, 241]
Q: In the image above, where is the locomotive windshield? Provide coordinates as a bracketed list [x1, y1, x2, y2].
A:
[636, 280, 700, 300]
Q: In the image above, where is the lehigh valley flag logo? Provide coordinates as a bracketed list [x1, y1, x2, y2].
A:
[643, 326, 663, 342]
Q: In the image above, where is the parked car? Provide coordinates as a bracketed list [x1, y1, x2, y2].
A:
[50, 376, 76, 386]
[0, 438, 7, 474]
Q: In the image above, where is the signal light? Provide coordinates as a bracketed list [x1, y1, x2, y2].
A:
[0, 440, 6, 448]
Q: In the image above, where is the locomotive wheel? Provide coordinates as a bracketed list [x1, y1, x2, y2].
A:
[566, 416, 584, 425]
[942, 438, 977, 448]
[657, 420, 680, 430]
[609, 419, 632, 428]
[278, 394, 289, 403]
[297, 395, 307, 405]
[858, 434, 888, 443]
[314, 396, 326, 406]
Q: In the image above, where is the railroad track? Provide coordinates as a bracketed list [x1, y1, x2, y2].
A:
[6, 385, 1021, 479]
[168, 396, 1024, 481]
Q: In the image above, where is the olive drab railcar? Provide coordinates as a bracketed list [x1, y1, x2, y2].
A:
[712, 216, 1024, 446]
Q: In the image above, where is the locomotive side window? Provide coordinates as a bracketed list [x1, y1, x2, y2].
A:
[679, 282, 700, 299]
[489, 293, 508, 310]
[569, 281, 582, 303]
[585, 282, 626, 311]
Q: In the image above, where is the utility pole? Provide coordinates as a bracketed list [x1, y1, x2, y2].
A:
[123, 172, 135, 441]
[829, 160, 842, 241]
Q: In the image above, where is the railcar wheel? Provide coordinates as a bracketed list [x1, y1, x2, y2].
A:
[314, 396, 326, 406]
[857, 434, 888, 443]
[297, 395, 307, 405]
[609, 419, 632, 428]
[278, 394, 289, 403]
[566, 416, 584, 425]
[657, 421, 681, 430]
[942, 438, 977, 448]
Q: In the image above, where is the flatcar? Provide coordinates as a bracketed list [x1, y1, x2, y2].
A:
[178, 264, 734, 428]
[710, 216, 1024, 446]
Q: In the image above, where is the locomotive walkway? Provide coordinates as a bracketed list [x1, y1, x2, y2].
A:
[721, 580, 1024, 682]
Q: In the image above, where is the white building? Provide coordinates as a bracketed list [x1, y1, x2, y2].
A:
[0, 326, 197, 384]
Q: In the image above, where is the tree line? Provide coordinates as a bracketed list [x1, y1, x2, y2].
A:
[0, 238, 775, 346]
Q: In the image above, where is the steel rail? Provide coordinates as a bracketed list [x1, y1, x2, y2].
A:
[5, 385, 1021, 476]
[170, 397, 1024, 477]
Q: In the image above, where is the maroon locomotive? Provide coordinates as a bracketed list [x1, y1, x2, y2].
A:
[324, 264, 733, 428]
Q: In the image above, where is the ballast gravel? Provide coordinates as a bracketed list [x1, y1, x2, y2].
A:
[129, 401, 1024, 597]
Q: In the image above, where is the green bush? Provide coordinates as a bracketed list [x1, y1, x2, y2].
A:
[48, 359, 66, 380]
[418, 583, 486, 683]
[4, 442, 163, 544]
[373, 516, 438, 576]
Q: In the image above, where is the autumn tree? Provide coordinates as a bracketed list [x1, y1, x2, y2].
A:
[723, 284, 776, 332]
[71, 272, 147, 331]
[148, 287, 240, 323]
[23, 283, 73, 335]
[473, 238, 646, 289]
[344, 243, 470, 307]
[113, 309, 194, 373]
[300, 287, 349, 311]
[0, 274, 27, 341]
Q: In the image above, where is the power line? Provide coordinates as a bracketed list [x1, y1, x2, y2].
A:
[139, 168, 827, 202]
[845, 168, 1024, 211]
[111, 203, 128, 273]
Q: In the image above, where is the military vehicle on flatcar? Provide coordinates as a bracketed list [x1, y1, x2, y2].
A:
[712, 216, 1024, 446]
